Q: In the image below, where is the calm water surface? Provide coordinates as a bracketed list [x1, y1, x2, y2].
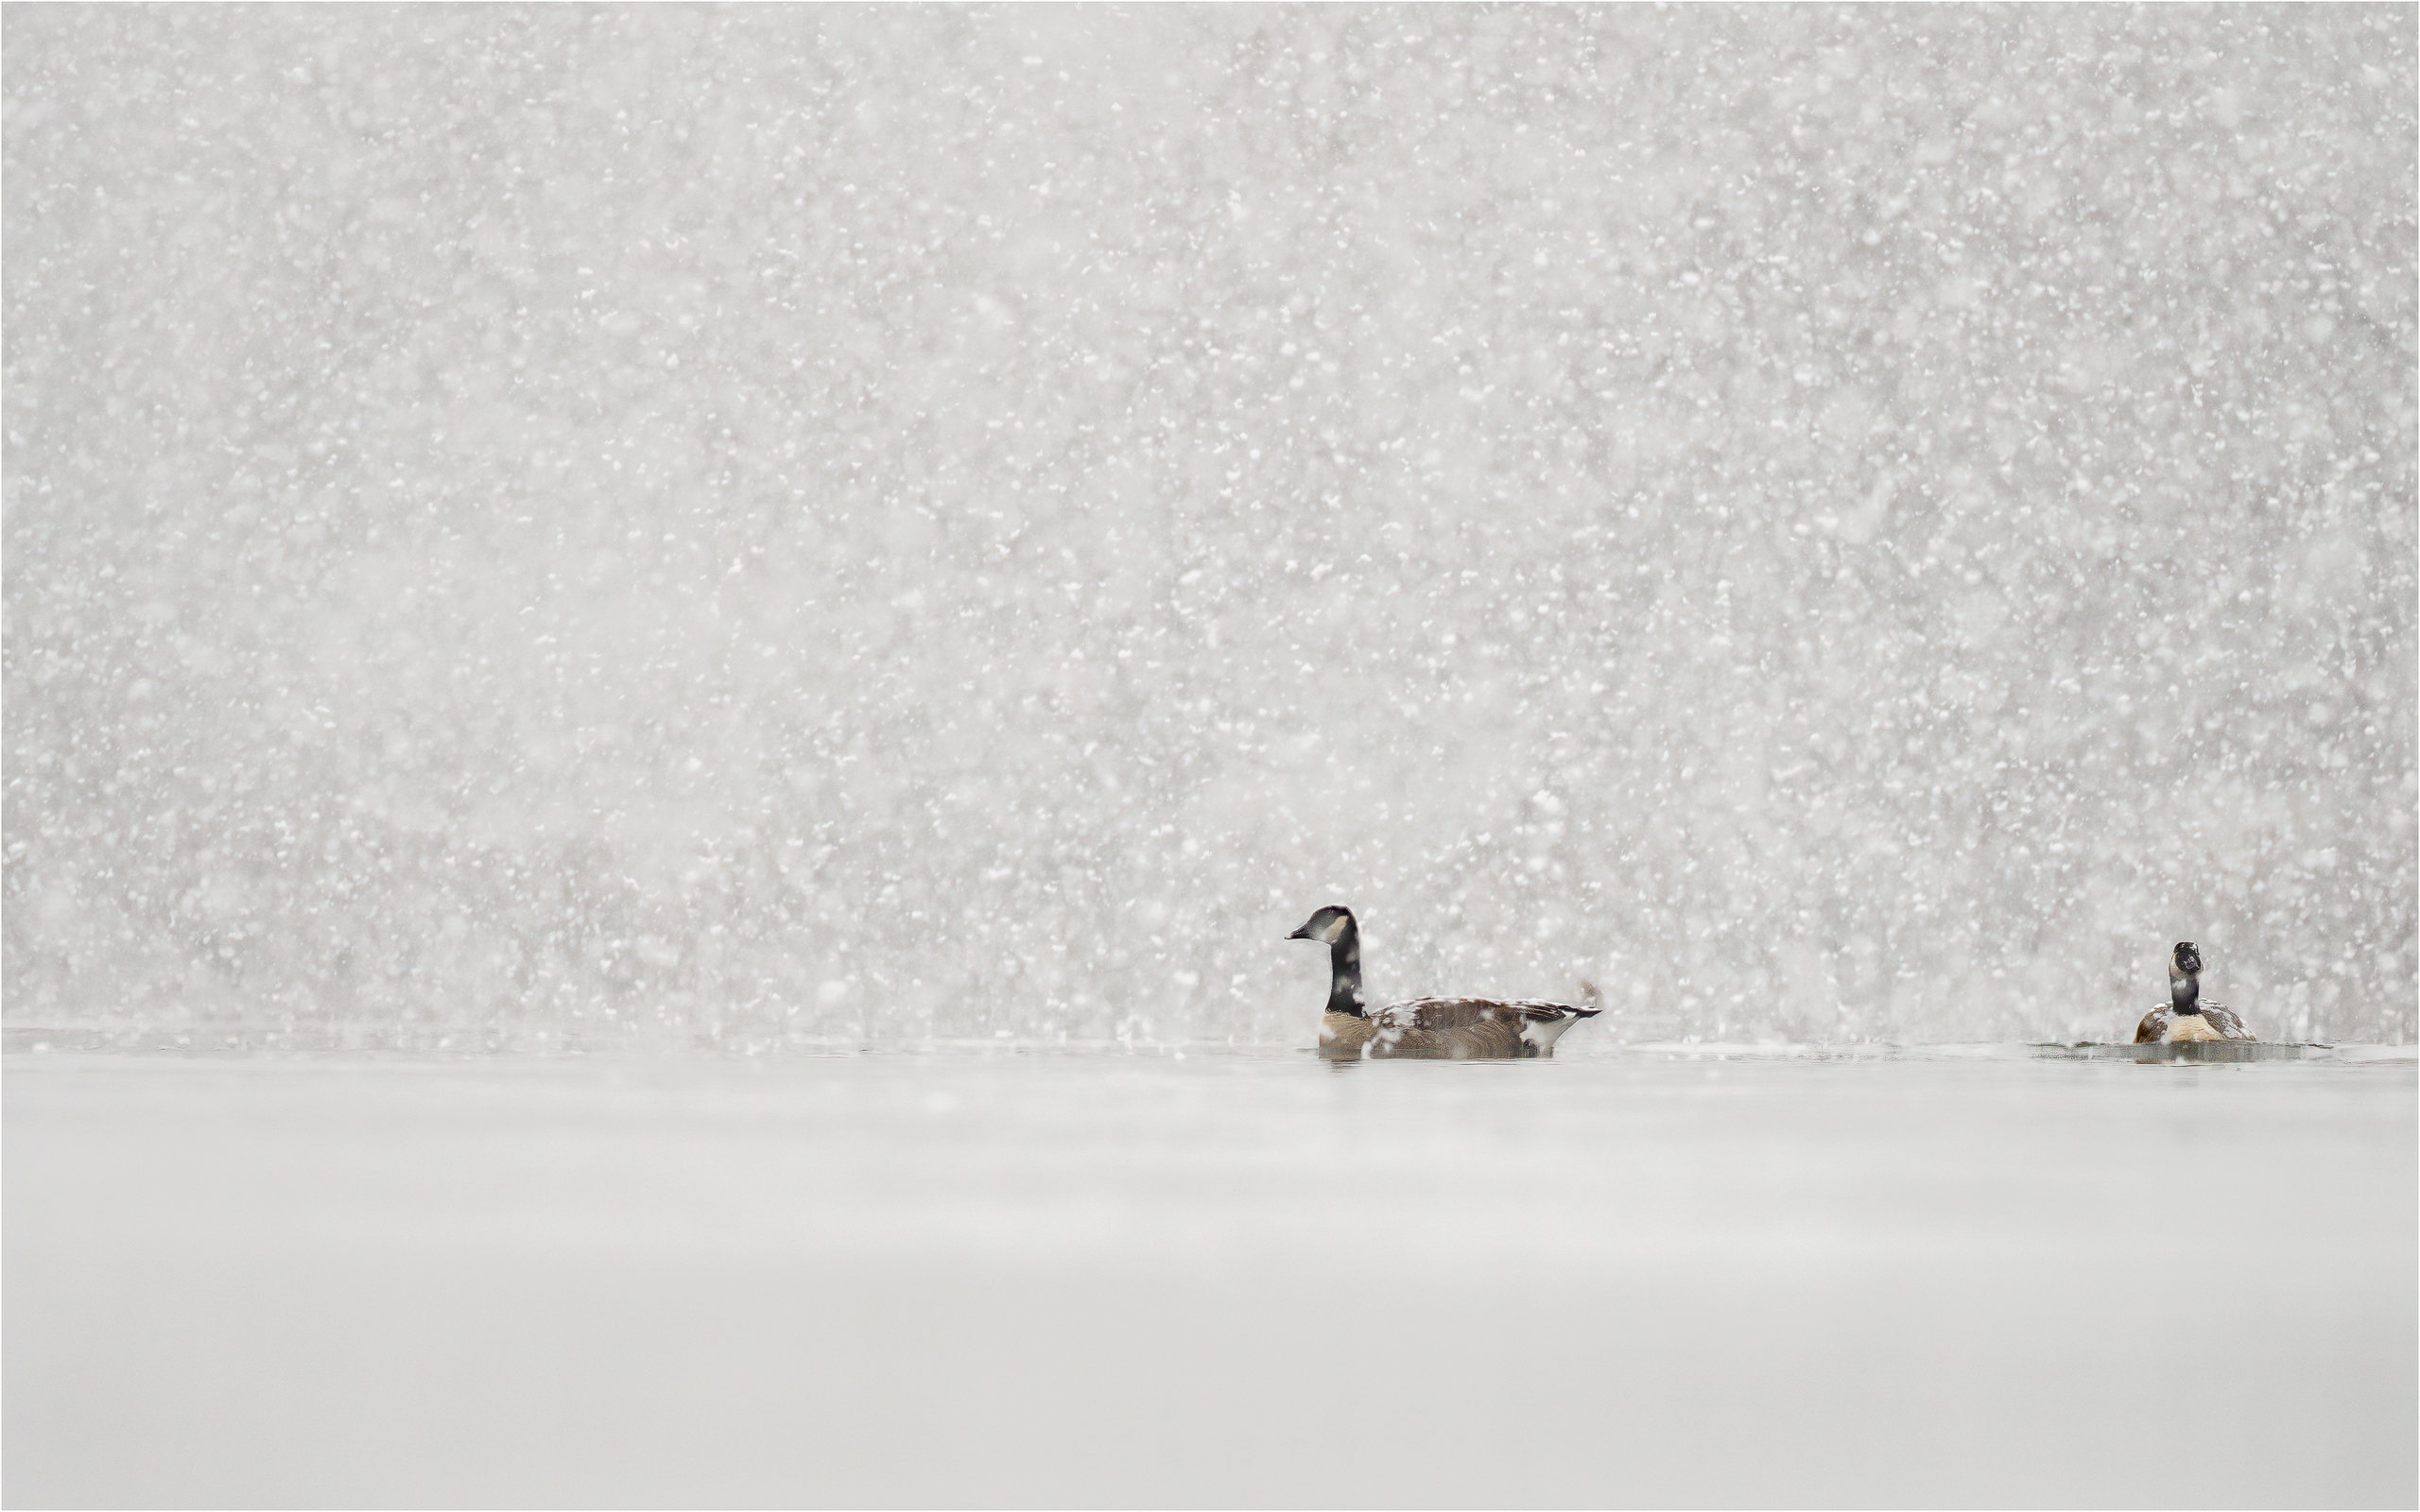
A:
[7, 1044, 2413, 1508]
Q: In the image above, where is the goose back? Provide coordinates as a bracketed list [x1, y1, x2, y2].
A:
[1340, 997, 1597, 1059]
[2134, 1002, 2256, 1044]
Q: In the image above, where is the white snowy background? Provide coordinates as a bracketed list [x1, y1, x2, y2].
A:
[6, 7, 2413, 1048]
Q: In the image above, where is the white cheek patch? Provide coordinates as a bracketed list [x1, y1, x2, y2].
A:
[1322, 919, 1348, 944]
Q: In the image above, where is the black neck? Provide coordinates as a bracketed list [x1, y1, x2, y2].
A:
[2170, 971, 2201, 1014]
[1325, 925, 1366, 1018]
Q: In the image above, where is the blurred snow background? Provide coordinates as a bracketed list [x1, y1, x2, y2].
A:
[6, 7, 2412, 1048]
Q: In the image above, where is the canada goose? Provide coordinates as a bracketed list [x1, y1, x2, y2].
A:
[1287, 904, 1600, 1058]
[2133, 941, 2256, 1044]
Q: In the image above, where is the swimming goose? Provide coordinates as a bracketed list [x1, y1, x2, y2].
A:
[2133, 941, 2256, 1044]
[1287, 904, 1600, 1058]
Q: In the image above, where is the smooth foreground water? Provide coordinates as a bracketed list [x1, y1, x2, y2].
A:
[6, 1044, 2413, 1509]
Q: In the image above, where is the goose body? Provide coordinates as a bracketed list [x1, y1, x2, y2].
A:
[1289, 905, 1599, 1059]
[2133, 941, 2255, 1044]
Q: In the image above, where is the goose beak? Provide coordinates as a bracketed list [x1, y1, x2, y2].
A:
[1286, 924, 1313, 940]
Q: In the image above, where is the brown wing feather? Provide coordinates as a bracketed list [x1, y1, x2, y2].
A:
[1369, 1019, 1527, 1059]
[2135, 1007, 2170, 1044]
[1375, 997, 1498, 1031]
[2200, 1003, 2256, 1040]
[1362, 998, 1582, 1059]
[1379, 997, 1584, 1028]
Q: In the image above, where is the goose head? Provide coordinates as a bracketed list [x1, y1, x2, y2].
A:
[1288, 904, 1366, 1017]
[2169, 941, 2204, 1012]
[1287, 905, 1357, 946]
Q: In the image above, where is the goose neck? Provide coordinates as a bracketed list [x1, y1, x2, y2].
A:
[1326, 928, 1366, 1018]
[2169, 968, 2201, 1014]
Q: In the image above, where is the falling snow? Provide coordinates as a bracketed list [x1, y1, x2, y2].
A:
[5, 8, 2413, 1048]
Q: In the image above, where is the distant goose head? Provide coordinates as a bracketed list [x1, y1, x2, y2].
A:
[2169, 941, 2204, 1012]
[1287, 904, 1366, 1017]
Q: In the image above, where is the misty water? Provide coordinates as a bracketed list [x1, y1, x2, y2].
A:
[8, 1043, 2415, 1507]
[6, 9, 2416, 1508]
